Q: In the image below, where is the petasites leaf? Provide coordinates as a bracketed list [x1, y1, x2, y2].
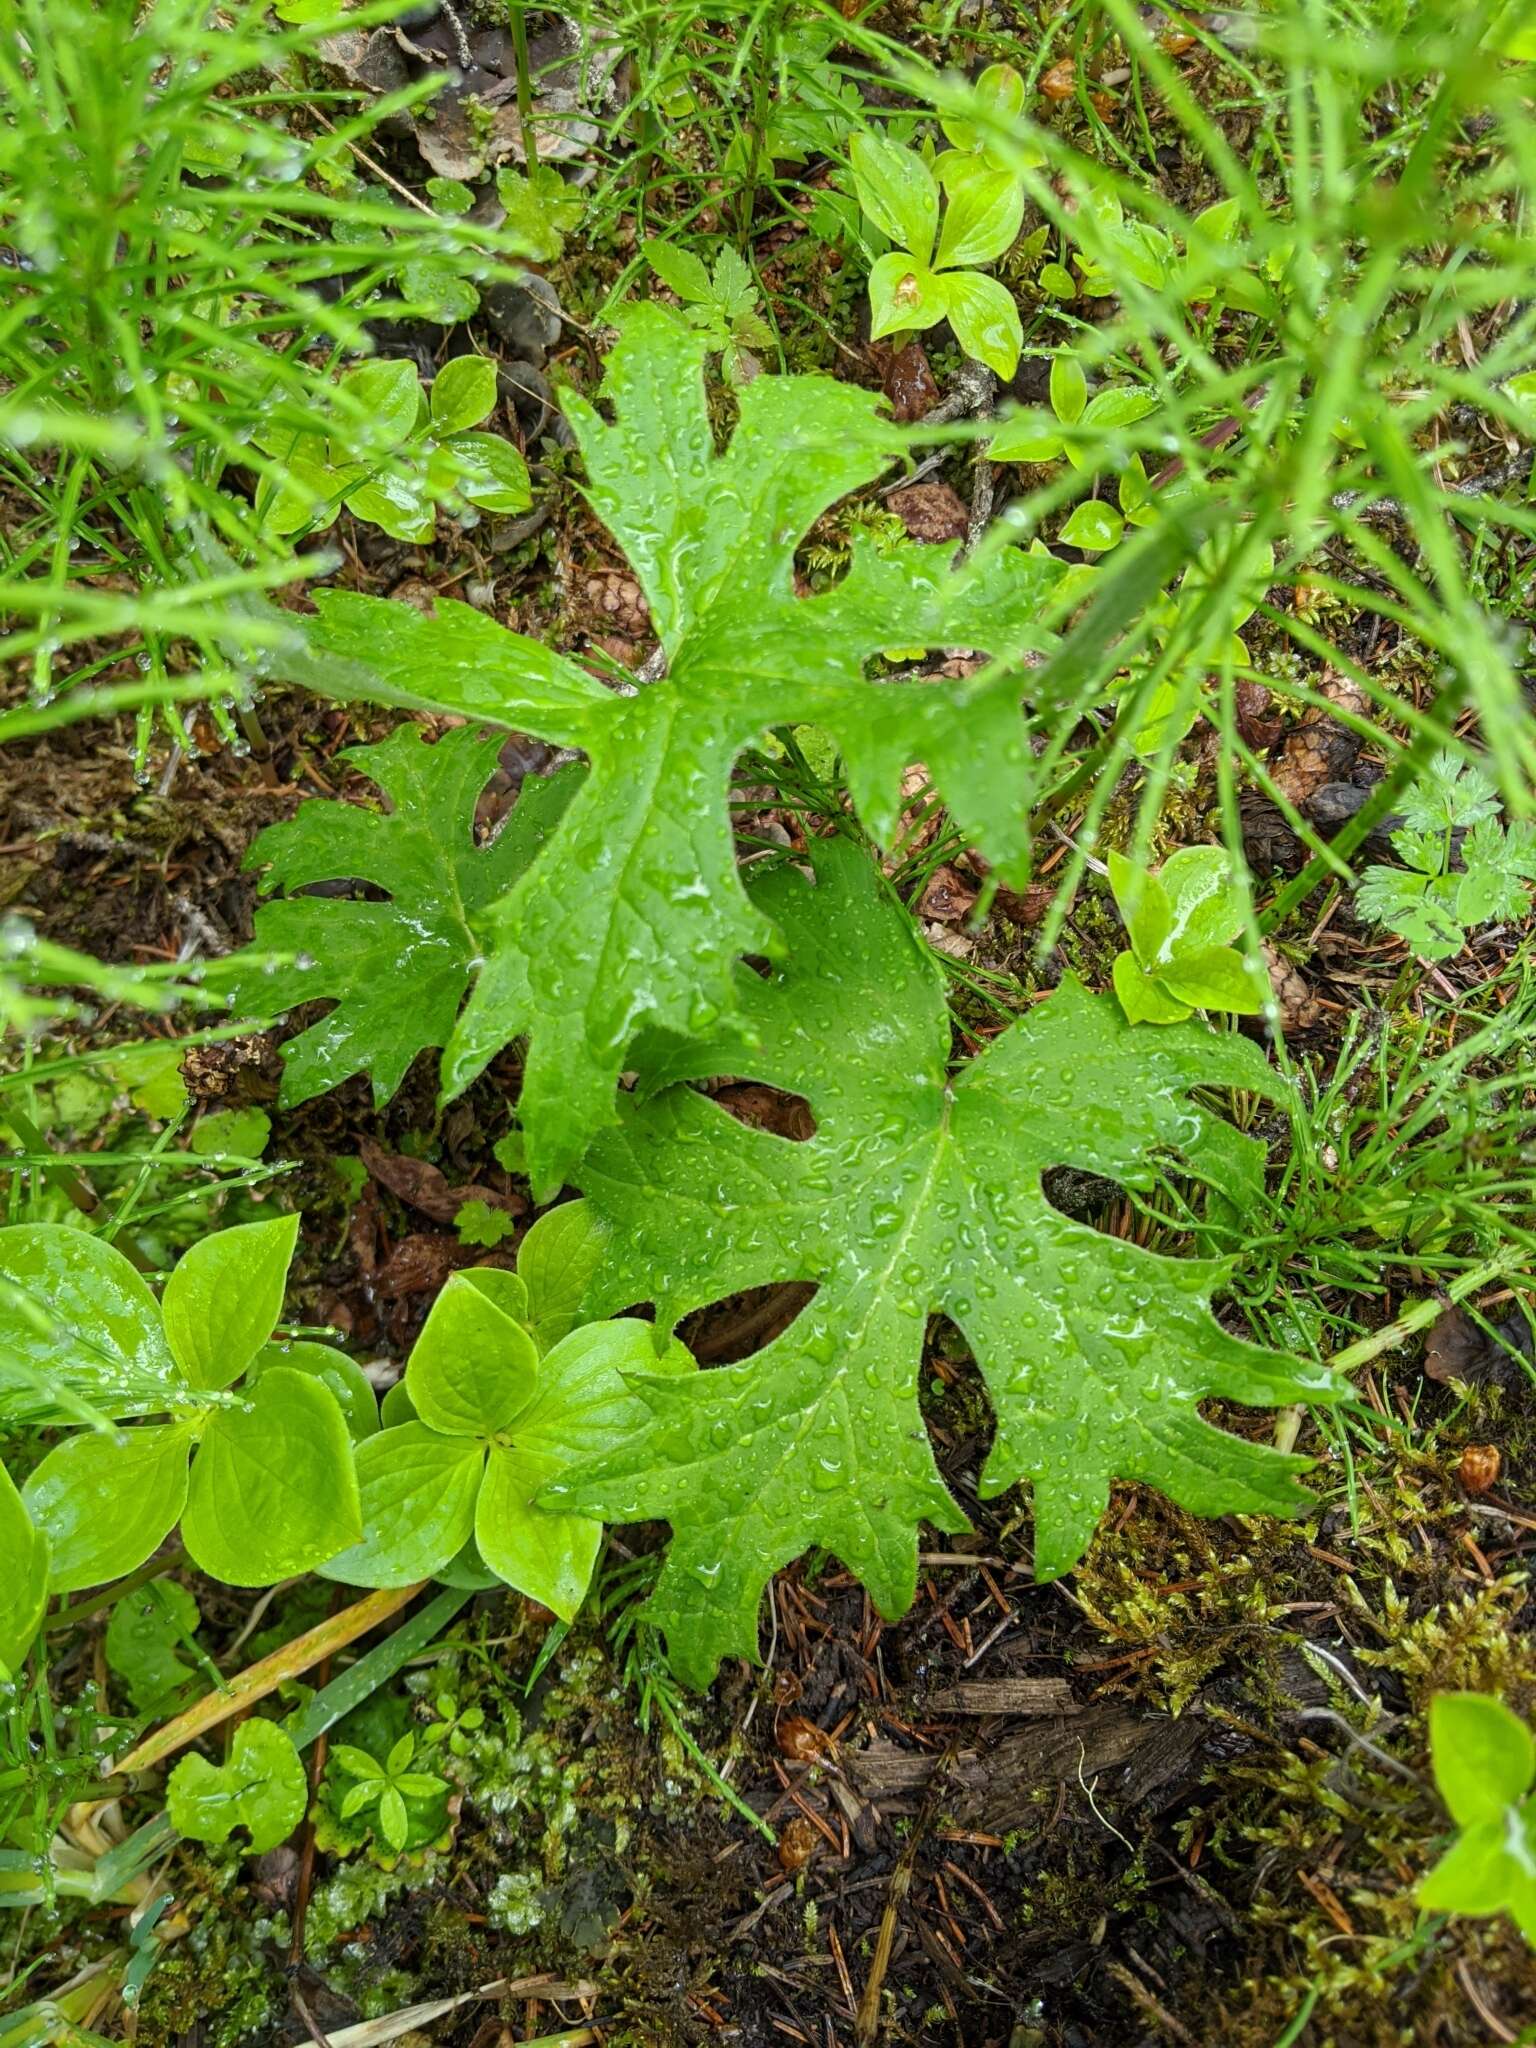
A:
[225, 727, 580, 1109]
[549, 840, 1339, 1686]
[257, 306, 1070, 1193]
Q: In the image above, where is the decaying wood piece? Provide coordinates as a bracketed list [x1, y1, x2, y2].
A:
[921, 1677, 1076, 1717]
[849, 1704, 1170, 1829]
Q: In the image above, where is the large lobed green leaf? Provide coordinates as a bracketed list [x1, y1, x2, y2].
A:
[256, 306, 1071, 1194]
[224, 726, 578, 1108]
[547, 840, 1341, 1687]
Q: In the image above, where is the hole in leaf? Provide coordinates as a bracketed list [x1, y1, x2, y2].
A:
[1041, 1164, 1122, 1225]
[704, 1081, 816, 1142]
[679, 1281, 817, 1365]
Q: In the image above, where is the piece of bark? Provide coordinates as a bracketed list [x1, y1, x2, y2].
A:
[850, 1704, 1149, 1827]
[1262, 941, 1323, 1031]
[922, 1678, 1077, 1717]
[917, 863, 979, 925]
[359, 1137, 523, 1229]
[1235, 677, 1284, 750]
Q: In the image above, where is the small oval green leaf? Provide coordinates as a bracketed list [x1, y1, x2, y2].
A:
[162, 1214, 299, 1391]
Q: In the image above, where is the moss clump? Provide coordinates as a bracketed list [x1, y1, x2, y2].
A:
[133, 1906, 280, 2048]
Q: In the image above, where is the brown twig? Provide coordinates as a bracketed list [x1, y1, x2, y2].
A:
[854, 1739, 959, 2045]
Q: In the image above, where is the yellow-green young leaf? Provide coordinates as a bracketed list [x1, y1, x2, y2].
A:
[1111, 950, 1191, 1026]
[1050, 353, 1088, 425]
[1057, 499, 1124, 552]
[1420, 1694, 1536, 1944]
[477, 1444, 601, 1620]
[168, 1719, 307, 1854]
[1157, 846, 1244, 951]
[445, 432, 532, 514]
[251, 308, 1073, 1194]
[517, 1199, 611, 1351]
[225, 728, 581, 1109]
[551, 840, 1338, 1686]
[1107, 851, 1172, 964]
[850, 130, 938, 263]
[332, 359, 421, 463]
[989, 409, 1066, 464]
[249, 1340, 379, 1442]
[161, 1214, 299, 1391]
[430, 356, 497, 435]
[934, 155, 1024, 269]
[181, 1369, 360, 1585]
[482, 1320, 694, 1616]
[405, 1273, 538, 1437]
[260, 455, 339, 536]
[0, 1224, 178, 1422]
[343, 470, 435, 544]
[24, 1424, 192, 1592]
[866, 252, 948, 339]
[1156, 945, 1268, 1015]
[939, 61, 1029, 160]
[320, 1425, 485, 1587]
[0, 1462, 48, 1680]
[940, 270, 1022, 379]
[1430, 1694, 1535, 1827]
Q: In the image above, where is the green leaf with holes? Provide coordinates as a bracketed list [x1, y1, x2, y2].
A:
[549, 839, 1337, 1686]
[238, 307, 1072, 1194]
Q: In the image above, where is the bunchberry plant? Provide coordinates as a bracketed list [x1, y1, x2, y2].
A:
[1418, 1692, 1536, 1945]
[257, 355, 531, 544]
[1109, 846, 1269, 1025]
[549, 841, 1337, 1686]
[990, 353, 1160, 551]
[2, 1216, 363, 1591]
[991, 366, 1272, 753]
[1356, 752, 1536, 960]
[231, 306, 1077, 1193]
[851, 74, 1026, 381]
[323, 1200, 676, 1620]
[643, 244, 773, 383]
[422, 1692, 485, 1757]
[167, 1719, 307, 1855]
